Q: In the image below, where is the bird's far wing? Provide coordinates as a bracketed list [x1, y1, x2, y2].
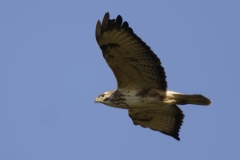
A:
[129, 105, 184, 140]
[96, 12, 167, 90]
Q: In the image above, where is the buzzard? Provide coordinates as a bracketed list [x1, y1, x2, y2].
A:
[95, 12, 211, 140]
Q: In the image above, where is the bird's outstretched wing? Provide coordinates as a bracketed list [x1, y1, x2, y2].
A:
[129, 105, 184, 140]
[96, 12, 167, 90]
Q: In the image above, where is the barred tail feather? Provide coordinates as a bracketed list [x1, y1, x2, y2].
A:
[173, 94, 211, 105]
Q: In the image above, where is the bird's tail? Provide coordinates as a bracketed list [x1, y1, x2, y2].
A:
[172, 94, 211, 105]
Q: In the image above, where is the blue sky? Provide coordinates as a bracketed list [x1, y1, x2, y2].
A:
[1, 0, 240, 159]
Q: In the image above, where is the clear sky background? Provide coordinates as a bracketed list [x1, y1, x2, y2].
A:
[1, 0, 240, 160]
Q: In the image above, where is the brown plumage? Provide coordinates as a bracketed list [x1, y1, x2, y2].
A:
[95, 12, 211, 141]
[96, 12, 167, 90]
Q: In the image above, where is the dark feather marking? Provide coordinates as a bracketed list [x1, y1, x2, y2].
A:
[107, 19, 115, 31]
[122, 21, 129, 28]
[136, 88, 165, 102]
[105, 90, 129, 107]
[125, 57, 138, 62]
[113, 15, 123, 30]
[100, 43, 120, 55]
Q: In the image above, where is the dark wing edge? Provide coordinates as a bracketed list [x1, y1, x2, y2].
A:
[95, 12, 167, 90]
[129, 105, 184, 140]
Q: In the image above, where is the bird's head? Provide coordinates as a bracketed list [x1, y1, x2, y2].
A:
[95, 90, 115, 104]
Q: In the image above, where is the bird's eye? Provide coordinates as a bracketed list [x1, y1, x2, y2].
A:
[99, 94, 105, 98]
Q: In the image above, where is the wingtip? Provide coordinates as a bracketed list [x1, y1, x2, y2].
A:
[173, 135, 180, 141]
[103, 12, 110, 24]
[105, 12, 110, 17]
[95, 20, 102, 42]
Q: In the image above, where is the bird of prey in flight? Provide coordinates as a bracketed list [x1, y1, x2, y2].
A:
[95, 12, 211, 140]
